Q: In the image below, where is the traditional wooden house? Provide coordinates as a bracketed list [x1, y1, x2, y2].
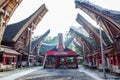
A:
[0, 0, 22, 44]
[25, 29, 50, 66]
[76, 13, 114, 70]
[75, 0, 120, 73]
[0, 1, 23, 71]
[0, 45, 20, 71]
[69, 27, 98, 68]
[2, 4, 48, 68]
[38, 36, 74, 66]
[43, 33, 79, 69]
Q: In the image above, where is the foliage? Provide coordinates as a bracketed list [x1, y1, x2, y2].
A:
[44, 36, 57, 44]
[68, 42, 82, 56]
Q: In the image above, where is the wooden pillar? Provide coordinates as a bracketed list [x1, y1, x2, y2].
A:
[116, 54, 118, 65]
[92, 56, 94, 65]
[96, 56, 98, 65]
[110, 57, 112, 64]
[14, 57, 16, 63]
[11, 57, 13, 64]
[112, 56, 114, 65]
[76, 57, 78, 68]
[64, 56, 66, 65]
[55, 56, 58, 68]
[76, 57, 78, 65]
[2, 56, 6, 65]
[99, 56, 102, 64]
[86, 57, 88, 64]
[87, 56, 90, 64]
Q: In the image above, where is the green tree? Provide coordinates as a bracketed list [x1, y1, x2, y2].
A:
[44, 36, 57, 44]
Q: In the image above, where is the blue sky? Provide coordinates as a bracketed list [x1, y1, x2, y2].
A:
[8, 0, 120, 38]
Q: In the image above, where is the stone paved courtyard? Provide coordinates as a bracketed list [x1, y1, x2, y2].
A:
[16, 69, 96, 80]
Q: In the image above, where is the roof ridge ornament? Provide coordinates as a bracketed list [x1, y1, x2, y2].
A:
[57, 33, 65, 51]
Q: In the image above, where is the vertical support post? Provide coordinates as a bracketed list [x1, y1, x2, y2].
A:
[112, 56, 114, 65]
[99, 27, 106, 79]
[83, 41, 86, 65]
[56, 56, 58, 68]
[14, 57, 16, 63]
[27, 28, 32, 68]
[2, 56, 6, 65]
[76, 57, 78, 65]
[64, 56, 66, 65]
[10, 57, 13, 65]
[92, 56, 94, 65]
[116, 54, 118, 66]
[96, 56, 98, 65]
[43, 54, 47, 68]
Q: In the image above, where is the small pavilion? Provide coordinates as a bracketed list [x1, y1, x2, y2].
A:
[43, 33, 79, 69]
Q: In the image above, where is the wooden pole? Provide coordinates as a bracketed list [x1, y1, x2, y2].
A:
[27, 28, 32, 68]
[83, 41, 86, 65]
[43, 54, 47, 68]
[99, 27, 107, 79]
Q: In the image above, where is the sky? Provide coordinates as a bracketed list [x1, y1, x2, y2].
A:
[8, 0, 120, 38]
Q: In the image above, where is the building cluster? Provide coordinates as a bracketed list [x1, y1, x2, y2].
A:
[0, 1, 49, 71]
[69, 0, 120, 74]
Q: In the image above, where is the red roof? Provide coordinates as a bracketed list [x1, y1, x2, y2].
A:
[44, 51, 55, 55]
[44, 49, 79, 56]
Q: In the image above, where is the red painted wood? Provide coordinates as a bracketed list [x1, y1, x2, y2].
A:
[76, 57, 78, 65]
[2, 56, 6, 65]
[64, 56, 66, 65]
[14, 57, 16, 63]
[56, 56, 58, 67]
[116, 54, 118, 65]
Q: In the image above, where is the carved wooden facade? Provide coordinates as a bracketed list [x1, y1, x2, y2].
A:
[2, 4, 48, 67]
[0, 0, 22, 44]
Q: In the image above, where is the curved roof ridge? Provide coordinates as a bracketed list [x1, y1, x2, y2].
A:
[3, 4, 47, 41]
[75, 0, 120, 25]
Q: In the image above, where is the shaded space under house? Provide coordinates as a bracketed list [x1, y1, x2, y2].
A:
[43, 33, 79, 69]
